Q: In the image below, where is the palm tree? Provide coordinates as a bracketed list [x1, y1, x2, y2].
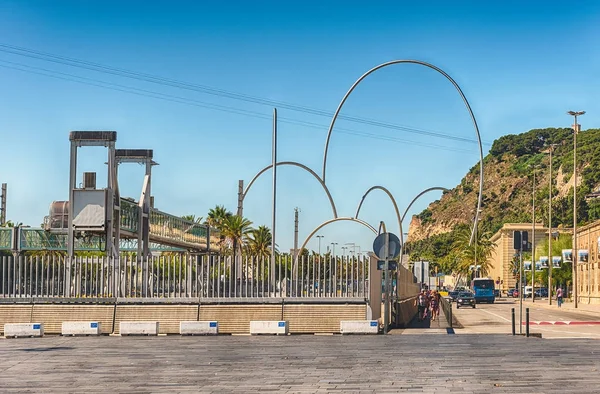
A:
[205, 205, 231, 230]
[452, 223, 495, 278]
[246, 225, 272, 259]
[181, 214, 203, 224]
[205, 205, 232, 253]
[221, 215, 253, 280]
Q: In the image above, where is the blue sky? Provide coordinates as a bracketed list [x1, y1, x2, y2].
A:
[1, 0, 599, 254]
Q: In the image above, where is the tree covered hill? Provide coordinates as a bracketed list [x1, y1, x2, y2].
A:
[407, 127, 600, 263]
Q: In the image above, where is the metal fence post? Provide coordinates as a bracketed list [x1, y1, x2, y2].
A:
[526, 308, 530, 337]
[511, 308, 516, 336]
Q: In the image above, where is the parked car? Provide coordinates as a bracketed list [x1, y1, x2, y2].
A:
[535, 288, 549, 297]
[448, 291, 460, 302]
[507, 288, 517, 298]
[456, 292, 476, 309]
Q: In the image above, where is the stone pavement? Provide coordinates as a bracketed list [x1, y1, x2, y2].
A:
[2, 334, 600, 393]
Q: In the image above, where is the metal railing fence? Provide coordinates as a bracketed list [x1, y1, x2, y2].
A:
[440, 295, 453, 328]
[0, 254, 369, 300]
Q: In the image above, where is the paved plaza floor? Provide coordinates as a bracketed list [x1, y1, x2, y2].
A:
[2, 333, 600, 393]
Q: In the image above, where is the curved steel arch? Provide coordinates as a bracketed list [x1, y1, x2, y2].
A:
[294, 217, 377, 275]
[322, 59, 484, 239]
[401, 186, 479, 245]
[242, 161, 338, 218]
[299, 217, 377, 252]
[401, 187, 450, 222]
[354, 185, 405, 250]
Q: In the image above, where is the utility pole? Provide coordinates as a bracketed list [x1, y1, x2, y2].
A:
[0, 183, 6, 225]
[237, 180, 244, 217]
[548, 144, 557, 305]
[293, 207, 299, 261]
[568, 110, 585, 308]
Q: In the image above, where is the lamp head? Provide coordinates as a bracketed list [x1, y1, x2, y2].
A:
[567, 110, 586, 116]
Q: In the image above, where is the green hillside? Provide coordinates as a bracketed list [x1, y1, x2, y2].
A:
[406, 127, 600, 265]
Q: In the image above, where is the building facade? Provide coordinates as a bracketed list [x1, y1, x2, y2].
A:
[487, 223, 548, 293]
[576, 220, 600, 304]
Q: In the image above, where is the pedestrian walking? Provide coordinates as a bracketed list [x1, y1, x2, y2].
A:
[430, 290, 440, 321]
[556, 287, 563, 308]
[415, 290, 429, 322]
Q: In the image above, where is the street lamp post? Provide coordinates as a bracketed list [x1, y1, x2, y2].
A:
[568, 110, 585, 309]
[331, 242, 338, 257]
[316, 235, 324, 255]
[547, 144, 558, 305]
[531, 164, 540, 303]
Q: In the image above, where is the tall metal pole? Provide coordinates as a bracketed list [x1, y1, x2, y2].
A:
[568, 110, 585, 309]
[271, 108, 277, 294]
[293, 207, 299, 260]
[384, 231, 390, 334]
[548, 144, 557, 305]
[588, 226, 591, 303]
[532, 166, 537, 303]
[317, 235, 323, 255]
[519, 243, 523, 334]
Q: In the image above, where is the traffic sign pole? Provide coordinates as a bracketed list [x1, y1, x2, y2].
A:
[372, 231, 400, 335]
[384, 232, 390, 334]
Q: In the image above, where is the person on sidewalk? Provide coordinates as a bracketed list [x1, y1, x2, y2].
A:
[430, 290, 440, 321]
[415, 290, 429, 322]
[556, 287, 563, 308]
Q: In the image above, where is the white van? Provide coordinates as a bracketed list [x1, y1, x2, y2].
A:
[524, 286, 533, 298]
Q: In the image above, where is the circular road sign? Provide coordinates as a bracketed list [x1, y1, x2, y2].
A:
[372, 232, 401, 260]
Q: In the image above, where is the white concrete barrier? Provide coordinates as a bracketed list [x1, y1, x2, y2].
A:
[180, 321, 218, 335]
[120, 321, 159, 336]
[340, 320, 379, 334]
[250, 320, 288, 335]
[4, 323, 44, 338]
[62, 321, 101, 336]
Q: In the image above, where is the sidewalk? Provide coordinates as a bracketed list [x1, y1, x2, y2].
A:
[406, 308, 451, 329]
[507, 297, 600, 316]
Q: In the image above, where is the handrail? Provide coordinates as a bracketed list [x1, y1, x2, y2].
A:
[440, 295, 453, 328]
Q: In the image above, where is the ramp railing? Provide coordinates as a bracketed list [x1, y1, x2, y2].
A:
[440, 295, 453, 328]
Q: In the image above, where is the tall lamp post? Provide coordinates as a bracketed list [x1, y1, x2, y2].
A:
[331, 242, 338, 257]
[316, 235, 324, 255]
[568, 110, 585, 309]
[547, 144, 558, 305]
[531, 164, 541, 303]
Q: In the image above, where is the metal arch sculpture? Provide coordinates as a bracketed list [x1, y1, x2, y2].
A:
[401, 186, 481, 245]
[401, 187, 450, 222]
[294, 216, 377, 275]
[242, 161, 338, 218]
[354, 185, 405, 249]
[321, 59, 485, 239]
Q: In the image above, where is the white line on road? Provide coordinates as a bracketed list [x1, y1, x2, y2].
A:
[477, 308, 512, 323]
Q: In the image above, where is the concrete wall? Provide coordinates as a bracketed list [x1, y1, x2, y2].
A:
[0, 303, 367, 335]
